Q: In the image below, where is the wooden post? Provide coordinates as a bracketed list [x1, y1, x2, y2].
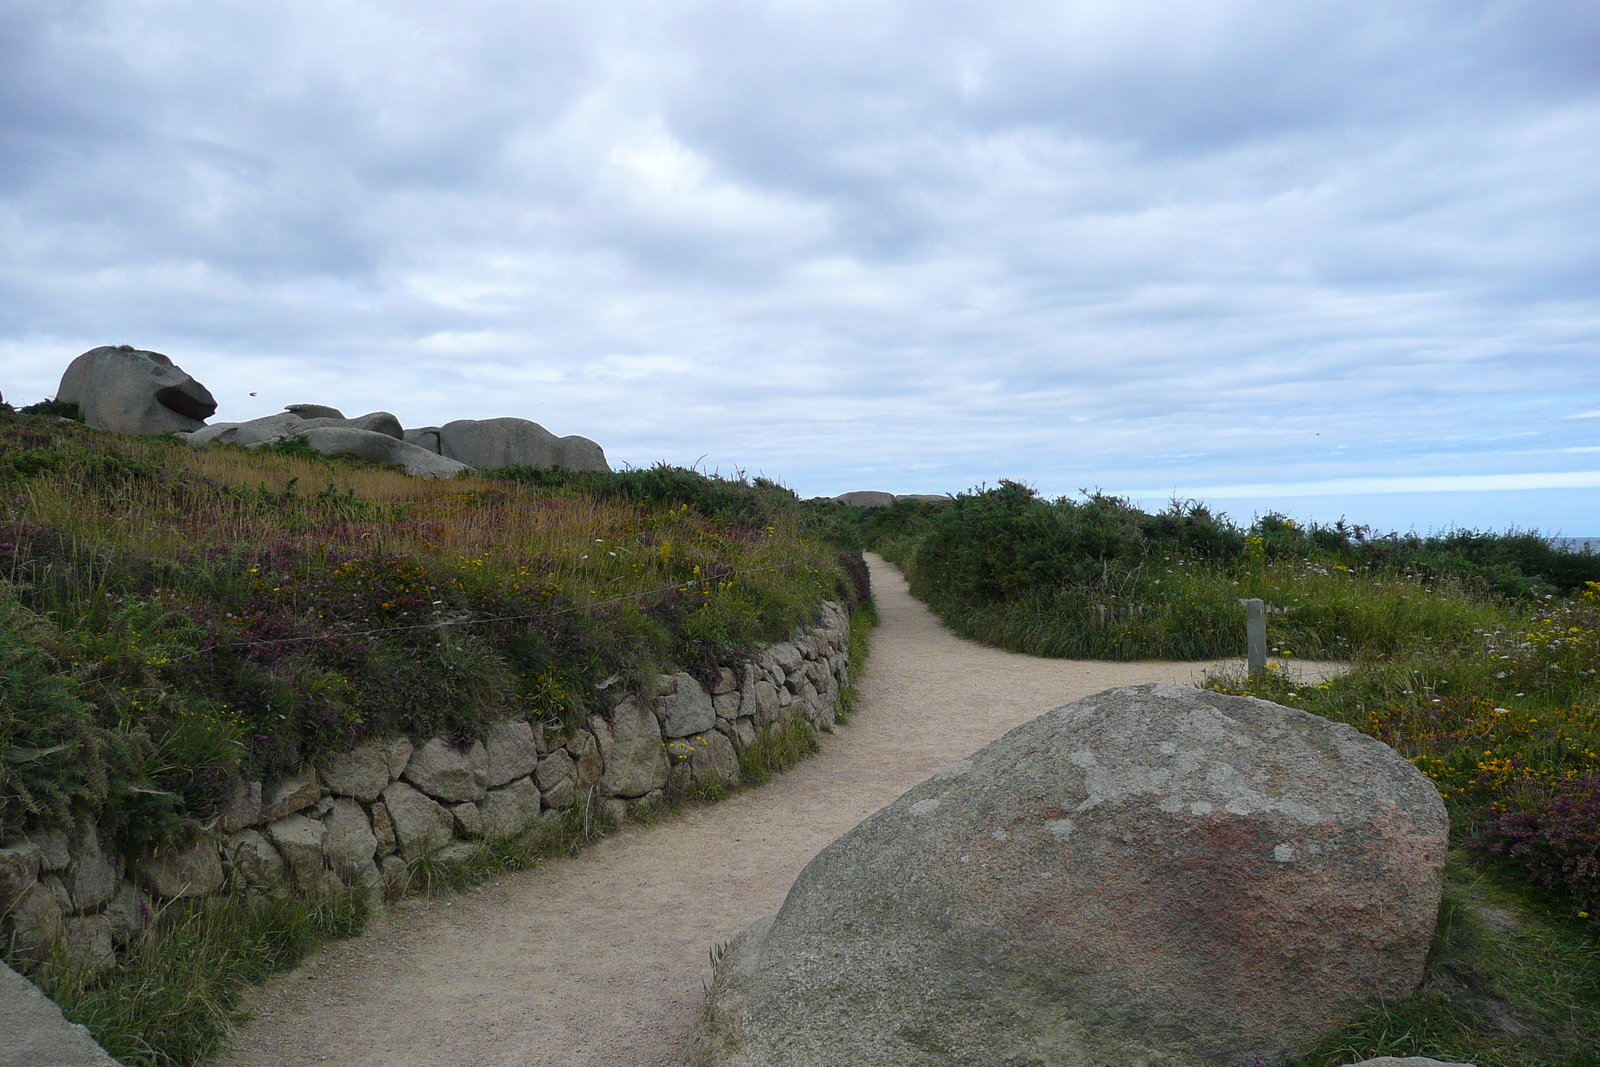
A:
[1240, 597, 1267, 674]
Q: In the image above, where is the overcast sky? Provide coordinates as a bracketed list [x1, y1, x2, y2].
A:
[3, 1, 1597, 533]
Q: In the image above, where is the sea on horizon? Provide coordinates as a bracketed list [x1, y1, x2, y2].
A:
[1551, 537, 1600, 553]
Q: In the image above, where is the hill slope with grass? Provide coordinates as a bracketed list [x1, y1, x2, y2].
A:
[840, 481, 1600, 1067]
[0, 410, 874, 1064]
[0, 412, 860, 856]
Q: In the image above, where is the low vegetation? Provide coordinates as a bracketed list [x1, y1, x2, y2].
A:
[0, 411, 860, 853]
[0, 409, 870, 1065]
[849, 480, 1600, 1065]
[15, 407, 1596, 1064]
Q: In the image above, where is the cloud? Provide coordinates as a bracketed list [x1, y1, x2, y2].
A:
[1, 1, 1597, 527]
[1126, 471, 1600, 499]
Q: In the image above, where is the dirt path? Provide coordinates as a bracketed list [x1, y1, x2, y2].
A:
[218, 554, 1338, 1067]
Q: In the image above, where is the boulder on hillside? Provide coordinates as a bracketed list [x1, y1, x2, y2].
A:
[186, 413, 468, 479]
[56, 346, 217, 434]
[413, 417, 609, 472]
[189, 410, 405, 446]
[185, 412, 305, 447]
[833, 490, 896, 508]
[296, 427, 466, 478]
[404, 426, 442, 452]
[284, 403, 346, 420]
[692, 684, 1450, 1067]
[290, 409, 404, 439]
[832, 491, 949, 508]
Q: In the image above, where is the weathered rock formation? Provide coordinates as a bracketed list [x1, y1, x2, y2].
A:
[186, 412, 468, 479]
[56, 346, 217, 434]
[45, 345, 611, 478]
[404, 417, 610, 473]
[284, 403, 346, 420]
[834, 490, 897, 508]
[832, 491, 950, 508]
[693, 684, 1450, 1067]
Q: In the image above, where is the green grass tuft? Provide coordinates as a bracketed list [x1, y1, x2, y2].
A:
[1293, 855, 1600, 1067]
[49, 888, 367, 1067]
[736, 719, 822, 787]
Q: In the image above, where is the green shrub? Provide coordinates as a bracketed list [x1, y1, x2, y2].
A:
[50, 887, 368, 1067]
[17, 398, 83, 421]
[0, 412, 848, 855]
[1291, 857, 1600, 1067]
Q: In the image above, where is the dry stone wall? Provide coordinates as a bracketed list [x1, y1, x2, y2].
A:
[0, 601, 853, 981]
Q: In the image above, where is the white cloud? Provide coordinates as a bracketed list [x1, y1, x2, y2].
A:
[1, 0, 1597, 526]
[1126, 471, 1600, 499]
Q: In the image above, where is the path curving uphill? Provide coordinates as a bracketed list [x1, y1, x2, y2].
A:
[219, 554, 1339, 1067]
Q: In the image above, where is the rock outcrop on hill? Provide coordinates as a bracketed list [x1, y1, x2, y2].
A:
[56, 346, 217, 434]
[832, 491, 950, 507]
[693, 684, 1450, 1067]
[284, 403, 346, 420]
[403, 416, 610, 473]
[41, 348, 613, 479]
[186, 411, 467, 478]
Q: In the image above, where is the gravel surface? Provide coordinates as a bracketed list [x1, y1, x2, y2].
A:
[217, 554, 1341, 1067]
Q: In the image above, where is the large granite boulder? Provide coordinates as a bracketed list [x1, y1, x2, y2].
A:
[833, 490, 896, 508]
[403, 426, 442, 452]
[693, 684, 1449, 1067]
[296, 427, 466, 478]
[0, 961, 120, 1067]
[832, 491, 949, 507]
[185, 411, 303, 447]
[421, 417, 610, 472]
[328, 410, 403, 439]
[284, 403, 345, 420]
[56, 346, 217, 434]
[186, 413, 468, 479]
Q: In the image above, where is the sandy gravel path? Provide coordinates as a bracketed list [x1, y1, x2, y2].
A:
[218, 554, 1337, 1067]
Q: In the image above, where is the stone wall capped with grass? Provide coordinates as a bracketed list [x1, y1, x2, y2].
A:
[0, 600, 853, 982]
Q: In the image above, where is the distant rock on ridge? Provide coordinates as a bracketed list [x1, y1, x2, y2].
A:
[833, 490, 896, 508]
[41, 344, 613, 480]
[187, 412, 467, 479]
[284, 403, 345, 420]
[832, 491, 951, 508]
[56, 346, 217, 435]
[404, 417, 610, 473]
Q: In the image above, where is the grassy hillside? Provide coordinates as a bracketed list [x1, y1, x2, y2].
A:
[0, 409, 857, 859]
